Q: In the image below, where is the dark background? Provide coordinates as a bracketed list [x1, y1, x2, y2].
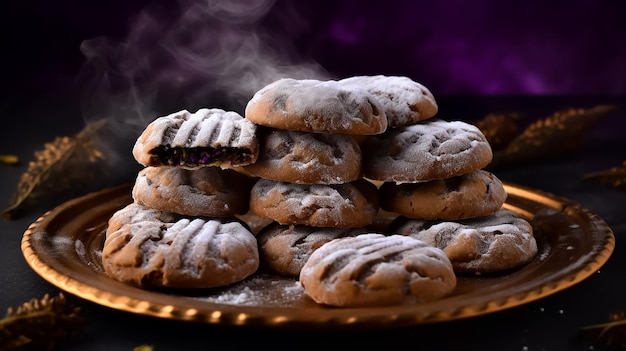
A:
[3, 0, 624, 209]
[3, 0, 626, 102]
[1, 2, 626, 350]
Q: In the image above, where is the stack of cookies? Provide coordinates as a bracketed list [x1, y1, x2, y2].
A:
[243, 76, 537, 306]
[101, 108, 263, 289]
[350, 80, 538, 276]
[100, 75, 539, 309]
[243, 76, 459, 306]
[241, 78, 387, 277]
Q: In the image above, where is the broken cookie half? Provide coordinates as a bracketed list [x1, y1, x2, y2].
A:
[132, 108, 259, 169]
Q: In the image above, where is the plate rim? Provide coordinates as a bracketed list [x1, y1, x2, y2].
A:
[21, 182, 616, 329]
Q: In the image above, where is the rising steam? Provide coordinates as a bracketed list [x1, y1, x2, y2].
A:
[76, 0, 330, 185]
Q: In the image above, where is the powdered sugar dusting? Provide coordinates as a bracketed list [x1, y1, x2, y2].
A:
[395, 209, 538, 273]
[245, 78, 387, 135]
[192, 274, 305, 306]
[339, 75, 438, 126]
[362, 118, 493, 182]
[250, 179, 377, 227]
[242, 128, 361, 184]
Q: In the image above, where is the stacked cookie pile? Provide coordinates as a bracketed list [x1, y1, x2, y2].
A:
[243, 77, 461, 306]
[101, 108, 263, 289]
[351, 81, 538, 275]
[244, 76, 537, 306]
[241, 78, 387, 277]
[100, 75, 539, 309]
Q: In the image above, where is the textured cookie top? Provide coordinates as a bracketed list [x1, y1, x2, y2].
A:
[257, 223, 367, 276]
[132, 166, 253, 217]
[339, 75, 438, 127]
[245, 78, 388, 135]
[392, 209, 537, 274]
[103, 203, 259, 288]
[242, 127, 362, 184]
[379, 169, 507, 220]
[132, 108, 259, 169]
[362, 119, 493, 182]
[249, 179, 379, 227]
[299, 233, 457, 307]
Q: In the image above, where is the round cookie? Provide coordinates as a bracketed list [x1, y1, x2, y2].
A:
[257, 223, 368, 276]
[132, 166, 254, 217]
[379, 170, 507, 220]
[391, 208, 538, 274]
[245, 78, 388, 135]
[299, 233, 457, 307]
[339, 75, 438, 127]
[361, 119, 493, 182]
[242, 127, 362, 184]
[249, 179, 379, 227]
[133, 108, 259, 169]
[102, 203, 259, 289]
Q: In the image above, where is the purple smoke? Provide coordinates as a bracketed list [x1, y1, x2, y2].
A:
[7, 0, 625, 107]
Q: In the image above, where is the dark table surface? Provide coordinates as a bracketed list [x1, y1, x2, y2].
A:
[1, 95, 625, 350]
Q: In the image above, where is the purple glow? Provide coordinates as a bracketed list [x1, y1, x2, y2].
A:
[72, 0, 626, 127]
[5, 0, 626, 101]
[310, 0, 626, 95]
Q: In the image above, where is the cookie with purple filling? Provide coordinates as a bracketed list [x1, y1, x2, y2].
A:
[133, 108, 259, 169]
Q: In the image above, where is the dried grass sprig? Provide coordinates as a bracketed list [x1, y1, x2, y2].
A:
[0, 293, 84, 350]
[580, 309, 626, 349]
[583, 161, 626, 189]
[482, 105, 617, 169]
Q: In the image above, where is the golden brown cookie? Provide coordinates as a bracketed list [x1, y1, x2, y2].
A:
[249, 179, 379, 227]
[257, 223, 368, 276]
[339, 75, 438, 127]
[379, 170, 507, 220]
[245, 78, 388, 135]
[102, 203, 259, 289]
[299, 233, 457, 307]
[133, 108, 259, 169]
[132, 166, 254, 217]
[241, 127, 362, 184]
[361, 119, 493, 182]
[391, 208, 538, 274]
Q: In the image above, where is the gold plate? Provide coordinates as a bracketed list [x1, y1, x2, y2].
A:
[21, 183, 615, 329]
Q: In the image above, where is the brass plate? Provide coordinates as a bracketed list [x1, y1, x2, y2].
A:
[21, 183, 615, 329]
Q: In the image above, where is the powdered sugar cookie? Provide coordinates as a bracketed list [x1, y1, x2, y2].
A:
[133, 108, 259, 169]
[249, 179, 379, 227]
[245, 78, 387, 135]
[299, 233, 457, 307]
[391, 208, 538, 274]
[257, 223, 368, 276]
[339, 75, 438, 127]
[379, 170, 507, 220]
[102, 203, 259, 288]
[132, 166, 254, 217]
[361, 119, 493, 182]
[241, 127, 362, 184]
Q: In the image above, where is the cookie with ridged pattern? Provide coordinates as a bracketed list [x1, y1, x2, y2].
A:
[299, 233, 456, 307]
[133, 108, 259, 169]
[102, 203, 259, 288]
